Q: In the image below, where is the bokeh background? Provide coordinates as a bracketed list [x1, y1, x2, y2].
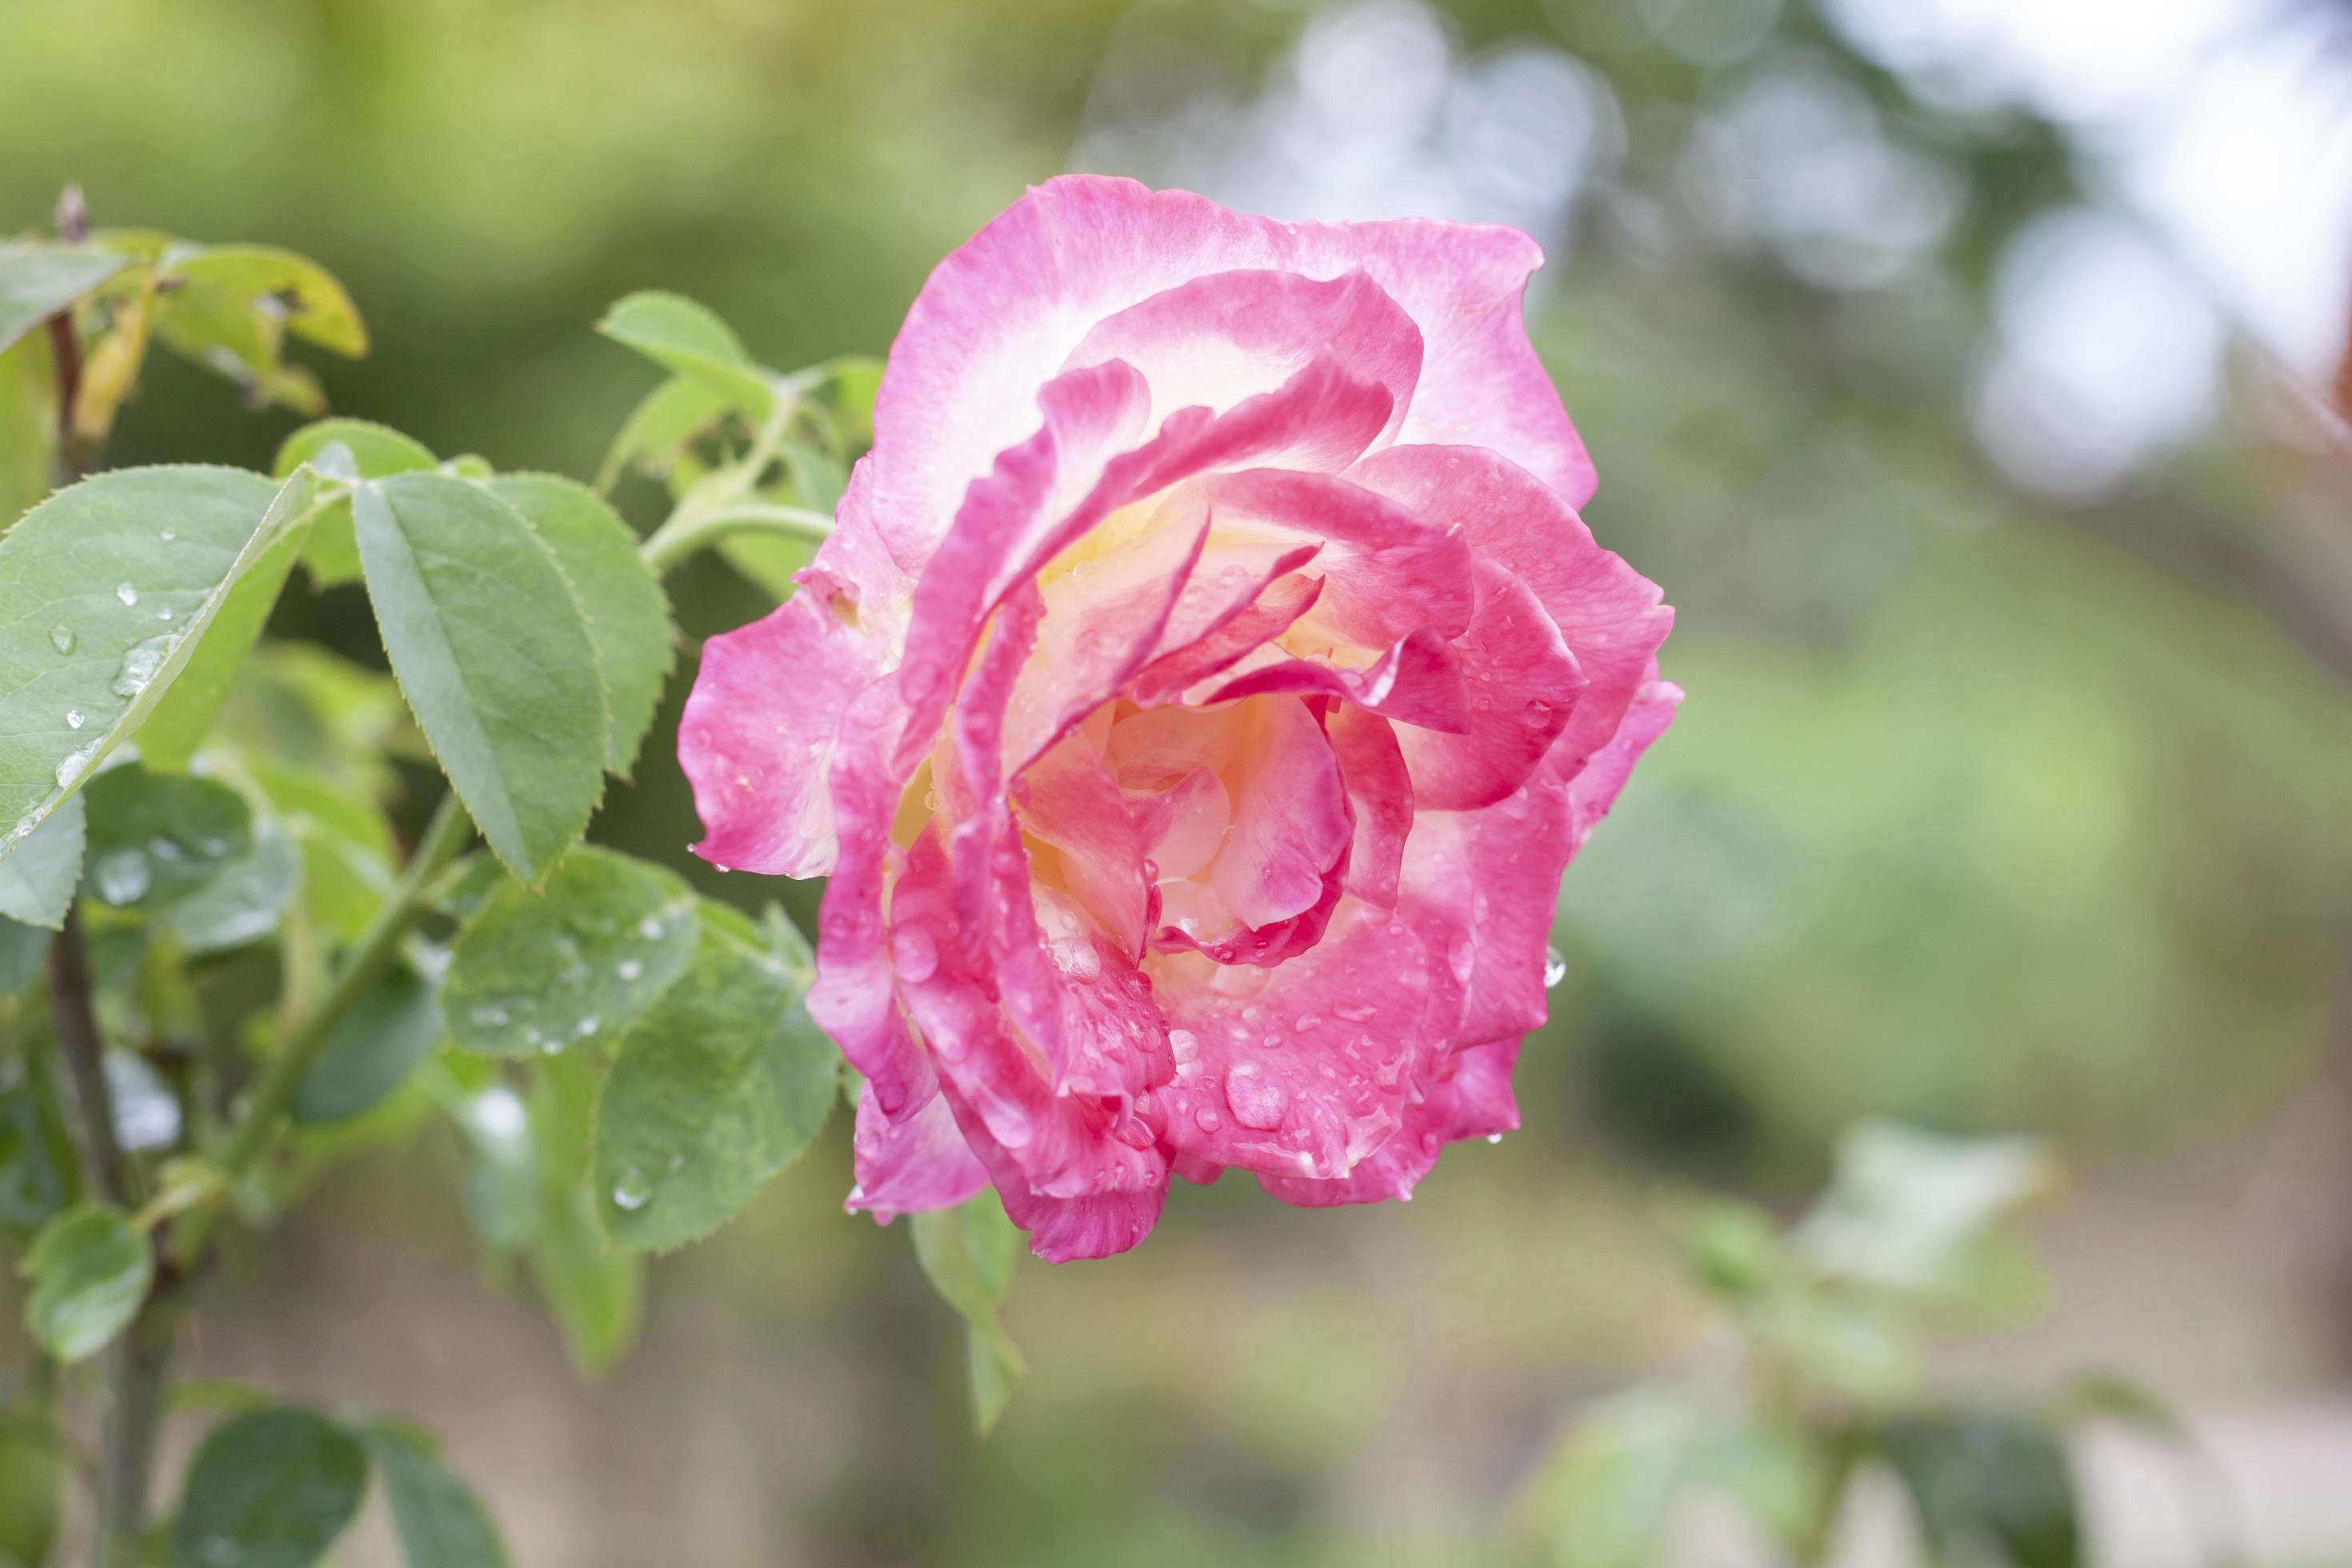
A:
[6, 0, 2352, 1560]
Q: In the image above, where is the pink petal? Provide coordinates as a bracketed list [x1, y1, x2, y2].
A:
[1390, 558, 1587, 811]
[1327, 706, 1412, 909]
[1063, 266, 1424, 448]
[1349, 443, 1671, 781]
[1126, 570, 1325, 707]
[845, 1084, 990, 1222]
[868, 174, 1588, 573]
[1259, 1038, 1520, 1207]
[1201, 467, 1475, 650]
[1150, 900, 1435, 1180]
[677, 464, 905, 878]
[893, 830, 1170, 1213]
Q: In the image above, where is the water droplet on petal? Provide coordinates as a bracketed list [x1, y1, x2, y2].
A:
[1194, 1105, 1223, 1133]
[114, 582, 138, 606]
[891, 926, 938, 982]
[1542, 942, 1567, 990]
[1168, 1028, 1199, 1065]
[612, 1170, 652, 1210]
[48, 626, 74, 654]
[1224, 1063, 1286, 1130]
[1487, 1133, 1505, 1145]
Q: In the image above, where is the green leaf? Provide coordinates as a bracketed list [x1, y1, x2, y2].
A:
[443, 846, 696, 1058]
[166, 1408, 368, 1568]
[161, 826, 299, 954]
[0, 334, 55, 528]
[366, 1423, 511, 1568]
[160, 246, 366, 357]
[0, 791, 81, 929]
[0, 242, 128, 354]
[530, 1183, 641, 1378]
[79, 766, 252, 910]
[150, 245, 366, 417]
[0, 466, 314, 858]
[597, 373, 734, 493]
[480, 475, 673, 777]
[352, 472, 607, 885]
[596, 291, 775, 421]
[1874, 1410, 2080, 1568]
[138, 487, 321, 770]
[274, 418, 435, 587]
[590, 931, 836, 1251]
[911, 1188, 1026, 1435]
[20, 1202, 151, 1362]
[291, 961, 442, 1126]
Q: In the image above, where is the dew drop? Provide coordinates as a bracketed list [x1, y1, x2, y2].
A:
[891, 926, 938, 982]
[111, 634, 173, 698]
[1486, 1133, 1505, 1145]
[55, 741, 99, 788]
[47, 626, 74, 654]
[1193, 1105, 1223, 1133]
[1224, 1062, 1287, 1130]
[155, 608, 174, 622]
[114, 582, 138, 606]
[147, 836, 184, 863]
[638, 914, 666, 940]
[1542, 942, 1567, 990]
[540, 1039, 562, 1057]
[1168, 1028, 1200, 1064]
[616, 958, 644, 982]
[63, 709, 84, 730]
[470, 1004, 510, 1028]
[612, 1170, 652, 1210]
[158, 528, 174, 541]
[576, 1015, 600, 1038]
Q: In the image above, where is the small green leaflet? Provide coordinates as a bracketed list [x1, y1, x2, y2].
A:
[0, 791, 81, 929]
[479, 474, 674, 778]
[274, 417, 437, 587]
[0, 242, 127, 355]
[20, 1203, 152, 1362]
[596, 291, 776, 422]
[366, 1422, 512, 1568]
[351, 472, 607, 886]
[590, 922, 837, 1251]
[597, 373, 733, 493]
[442, 846, 698, 1058]
[912, 1188, 1026, 1436]
[166, 1408, 368, 1568]
[0, 465, 318, 863]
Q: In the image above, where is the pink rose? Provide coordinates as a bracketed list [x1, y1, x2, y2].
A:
[678, 176, 1678, 1260]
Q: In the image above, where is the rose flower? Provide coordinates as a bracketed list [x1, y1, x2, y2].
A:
[680, 176, 1678, 1260]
